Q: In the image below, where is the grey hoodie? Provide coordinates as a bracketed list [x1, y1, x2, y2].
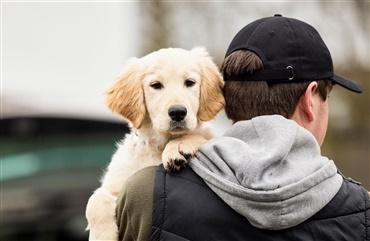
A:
[189, 115, 343, 230]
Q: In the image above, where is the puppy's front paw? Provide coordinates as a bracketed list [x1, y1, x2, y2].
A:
[162, 135, 207, 171]
[162, 140, 189, 171]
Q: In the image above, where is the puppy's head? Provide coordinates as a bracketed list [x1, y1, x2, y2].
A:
[105, 47, 224, 132]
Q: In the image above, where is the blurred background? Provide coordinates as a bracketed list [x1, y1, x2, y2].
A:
[1, 1, 369, 240]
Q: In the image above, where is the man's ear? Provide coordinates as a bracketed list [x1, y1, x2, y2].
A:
[300, 81, 318, 122]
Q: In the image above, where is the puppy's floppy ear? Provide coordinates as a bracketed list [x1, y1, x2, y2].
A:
[105, 58, 146, 129]
[192, 47, 225, 121]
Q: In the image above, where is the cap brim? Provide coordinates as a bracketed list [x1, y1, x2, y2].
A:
[331, 74, 363, 93]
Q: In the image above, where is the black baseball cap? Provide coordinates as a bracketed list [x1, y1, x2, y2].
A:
[224, 14, 363, 93]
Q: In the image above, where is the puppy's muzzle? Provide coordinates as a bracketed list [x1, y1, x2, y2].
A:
[168, 105, 187, 122]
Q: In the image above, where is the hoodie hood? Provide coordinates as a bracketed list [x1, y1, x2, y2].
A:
[189, 115, 342, 230]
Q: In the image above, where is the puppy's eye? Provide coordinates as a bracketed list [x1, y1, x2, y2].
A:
[185, 79, 195, 87]
[150, 82, 163, 90]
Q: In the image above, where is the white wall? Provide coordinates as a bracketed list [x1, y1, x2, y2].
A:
[2, 2, 139, 120]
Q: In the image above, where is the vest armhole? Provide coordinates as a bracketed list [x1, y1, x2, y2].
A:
[151, 165, 168, 241]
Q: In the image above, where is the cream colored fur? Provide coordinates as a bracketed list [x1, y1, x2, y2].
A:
[85, 47, 224, 240]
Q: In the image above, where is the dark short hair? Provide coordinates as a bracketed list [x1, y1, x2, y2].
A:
[221, 50, 332, 123]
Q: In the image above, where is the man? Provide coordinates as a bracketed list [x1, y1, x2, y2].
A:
[116, 15, 369, 241]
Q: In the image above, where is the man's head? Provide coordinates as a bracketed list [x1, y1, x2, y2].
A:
[222, 14, 362, 145]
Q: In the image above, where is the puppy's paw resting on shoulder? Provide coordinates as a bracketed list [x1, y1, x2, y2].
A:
[162, 140, 190, 171]
[162, 134, 208, 171]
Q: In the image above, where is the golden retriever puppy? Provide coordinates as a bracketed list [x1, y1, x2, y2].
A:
[85, 47, 224, 240]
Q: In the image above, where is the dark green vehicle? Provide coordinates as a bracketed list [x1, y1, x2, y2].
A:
[1, 117, 129, 241]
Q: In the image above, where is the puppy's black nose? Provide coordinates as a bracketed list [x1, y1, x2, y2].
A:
[168, 105, 187, 122]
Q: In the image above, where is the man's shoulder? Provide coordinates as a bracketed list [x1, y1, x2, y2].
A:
[127, 166, 158, 184]
[117, 165, 157, 218]
[116, 166, 158, 241]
